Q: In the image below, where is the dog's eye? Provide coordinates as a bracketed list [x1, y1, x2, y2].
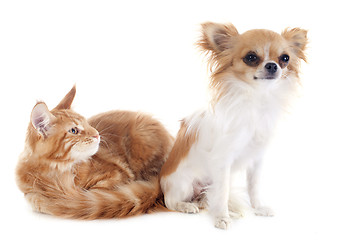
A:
[243, 52, 260, 67]
[280, 54, 289, 62]
[279, 54, 290, 68]
[246, 54, 257, 61]
[69, 127, 79, 135]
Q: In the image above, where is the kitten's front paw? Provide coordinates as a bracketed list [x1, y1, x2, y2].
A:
[254, 206, 274, 217]
[175, 202, 200, 214]
[214, 216, 231, 230]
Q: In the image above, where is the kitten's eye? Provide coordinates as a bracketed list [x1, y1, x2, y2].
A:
[279, 54, 290, 68]
[69, 127, 79, 134]
[243, 52, 260, 67]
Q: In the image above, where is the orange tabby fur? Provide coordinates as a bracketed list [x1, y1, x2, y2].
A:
[16, 86, 174, 219]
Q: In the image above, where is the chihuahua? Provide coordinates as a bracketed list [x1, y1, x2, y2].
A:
[160, 22, 307, 229]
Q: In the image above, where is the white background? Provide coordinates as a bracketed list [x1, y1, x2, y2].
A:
[1, 0, 343, 239]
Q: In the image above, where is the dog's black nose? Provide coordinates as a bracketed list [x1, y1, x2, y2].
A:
[265, 62, 278, 74]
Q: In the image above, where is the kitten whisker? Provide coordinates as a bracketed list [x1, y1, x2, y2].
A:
[99, 138, 111, 150]
[94, 118, 104, 131]
[100, 132, 122, 138]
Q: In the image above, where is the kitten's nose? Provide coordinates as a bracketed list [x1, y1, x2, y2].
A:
[265, 62, 278, 74]
[93, 134, 100, 141]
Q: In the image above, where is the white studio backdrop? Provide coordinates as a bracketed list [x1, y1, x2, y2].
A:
[1, 1, 343, 239]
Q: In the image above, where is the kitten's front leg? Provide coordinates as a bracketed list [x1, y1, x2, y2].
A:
[25, 193, 50, 215]
[207, 166, 232, 229]
[247, 161, 274, 217]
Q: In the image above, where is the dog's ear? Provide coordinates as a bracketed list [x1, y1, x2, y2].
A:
[282, 28, 308, 62]
[198, 22, 239, 54]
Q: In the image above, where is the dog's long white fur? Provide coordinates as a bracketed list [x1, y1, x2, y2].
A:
[161, 73, 297, 225]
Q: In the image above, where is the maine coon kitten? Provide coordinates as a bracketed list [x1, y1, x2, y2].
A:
[16, 86, 174, 219]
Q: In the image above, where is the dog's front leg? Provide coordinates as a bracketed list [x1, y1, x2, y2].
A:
[207, 165, 232, 229]
[247, 160, 274, 217]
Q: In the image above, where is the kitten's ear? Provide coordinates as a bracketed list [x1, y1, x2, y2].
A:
[198, 22, 239, 54]
[54, 85, 76, 110]
[282, 28, 308, 62]
[31, 102, 55, 137]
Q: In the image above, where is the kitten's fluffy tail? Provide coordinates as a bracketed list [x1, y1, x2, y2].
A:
[28, 176, 167, 219]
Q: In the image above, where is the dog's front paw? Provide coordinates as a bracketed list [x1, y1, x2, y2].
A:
[228, 210, 244, 219]
[254, 206, 274, 217]
[214, 216, 231, 230]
